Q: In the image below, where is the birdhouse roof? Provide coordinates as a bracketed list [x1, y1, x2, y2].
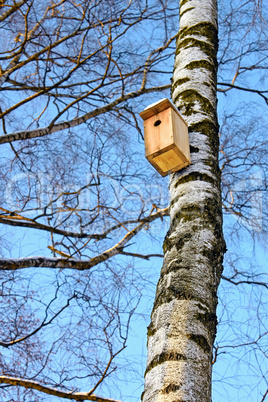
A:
[139, 98, 187, 126]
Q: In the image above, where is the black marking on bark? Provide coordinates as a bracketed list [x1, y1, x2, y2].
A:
[175, 38, 216, 62]
[147, 323, 157, 338]
[190, 145, 199, 153]
[178, 22, 218, 51]
[195, 312, 217, 334]
[160, 258, 184, 277]
[189, 119, 220, 154]
[189, 119, 218, 134]
[173, 172, 215, 188]
[180, 6, 195, 19]
[185, 59, 216, 73]
[162, 383, 182, 394]
[163, 231, 191, 254]
[174, 90, 214, 117]
[154, 286, 199, 309]
[172, 77, 190, 91]
[169, 205, 204, 226]
[180, 0, 192, 7]
[145, 351, 187, 375]
[188, 333, 211, 353]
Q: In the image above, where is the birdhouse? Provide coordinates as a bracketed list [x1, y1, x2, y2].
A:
[140, 98, 191, 176]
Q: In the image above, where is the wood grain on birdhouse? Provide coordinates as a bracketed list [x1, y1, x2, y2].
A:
[140, 98, 191, 176]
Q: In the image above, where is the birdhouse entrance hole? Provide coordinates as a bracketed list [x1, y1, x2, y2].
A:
[154, 120, 161, 127]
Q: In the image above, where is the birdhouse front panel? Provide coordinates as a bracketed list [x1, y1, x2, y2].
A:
[140, 99, 191, 176]
[142, 107, 173, 156]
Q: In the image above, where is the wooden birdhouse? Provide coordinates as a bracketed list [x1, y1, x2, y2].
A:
[140, 98, 191, 176]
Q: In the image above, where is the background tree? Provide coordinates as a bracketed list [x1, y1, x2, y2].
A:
[0, 0, 267, 401]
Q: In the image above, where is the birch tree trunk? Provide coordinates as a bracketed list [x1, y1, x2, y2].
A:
[142, 1, 225, 401]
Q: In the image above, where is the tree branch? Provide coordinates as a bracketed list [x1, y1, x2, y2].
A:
[0, 294, 76, 348]
[260, 388, 268, 402]
[0, 207, 169, 270]
[0, 217, 104, 239]
[218, 82, 268, 104]
[222, 275, 268, 289]
[120, 251, 164, 260]
[0, 0, 28, 22]
[0, 84, 171, 144]
[0, 376, 126, 402]
[0, 206, 169, 238]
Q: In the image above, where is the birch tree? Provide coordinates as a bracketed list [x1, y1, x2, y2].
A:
[143, 1, 267, 401]
[0, 0, 267, 401]
[142, 1, 225, 401]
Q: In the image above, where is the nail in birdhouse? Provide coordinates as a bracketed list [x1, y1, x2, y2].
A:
[140, 98, 191, 176]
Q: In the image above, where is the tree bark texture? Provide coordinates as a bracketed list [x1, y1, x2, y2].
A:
[142, 1, 225, 401]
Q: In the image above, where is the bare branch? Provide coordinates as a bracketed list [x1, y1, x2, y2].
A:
[215, 332, 268, 351]
[0, 294, 77, 348]
[120, 251, 164, 260]
[0, 85, 171, 144]
[0, 207, 169, 270]
[0, 0, 28, 23]
[222, 275, 268, 289]
[218, 82, 268, 104]
[0, 376, 126, 402]
[0, 207, 169, 239]
[260, 389, 268, 402]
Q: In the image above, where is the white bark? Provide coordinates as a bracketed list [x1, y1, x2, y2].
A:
[143, 1, 225, 401]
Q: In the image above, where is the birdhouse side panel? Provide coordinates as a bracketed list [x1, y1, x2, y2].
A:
[171, 109, 191, 164]
[144, 108, 173, 157]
